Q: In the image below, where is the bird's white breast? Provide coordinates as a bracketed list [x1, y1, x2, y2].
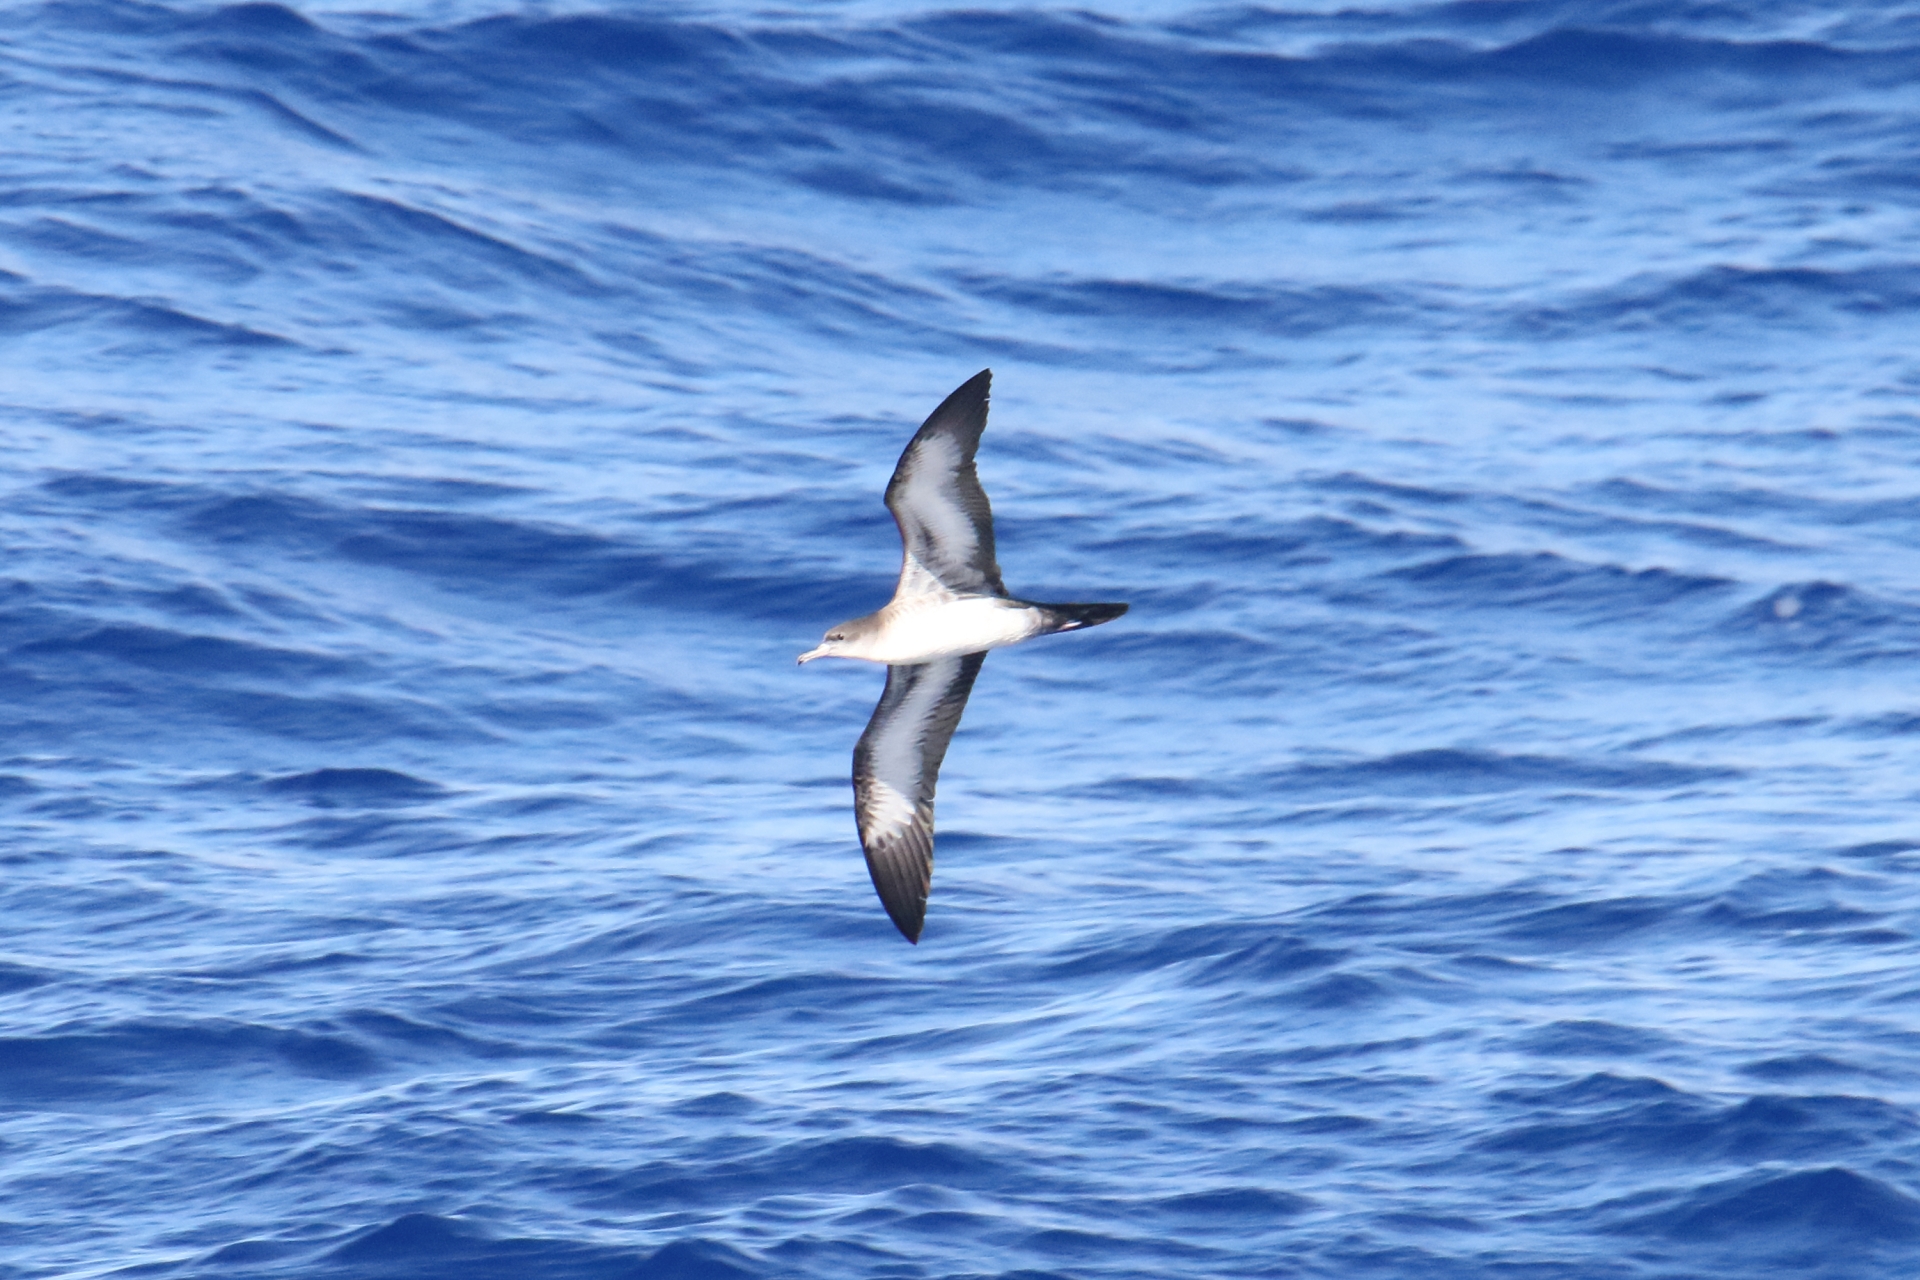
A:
[863, 596, 1040, 663]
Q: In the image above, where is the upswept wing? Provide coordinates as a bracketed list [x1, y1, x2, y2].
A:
[853, 653, 986, 942]
[885, 369, 1007, 599]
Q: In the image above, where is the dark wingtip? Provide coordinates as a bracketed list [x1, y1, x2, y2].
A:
[925, 370, 990, 422]
[885, 899, 926, 944]
[864, 832, 932, 944]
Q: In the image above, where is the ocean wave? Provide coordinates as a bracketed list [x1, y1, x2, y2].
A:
[1512, 265, 1920, 338]
[1608, 1166, 1920, 1245]
[0, 271, 294, 348]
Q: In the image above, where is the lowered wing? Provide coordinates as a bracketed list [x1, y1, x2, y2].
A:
[852, 652, 986, 942]
[885, 369, 1007, 600]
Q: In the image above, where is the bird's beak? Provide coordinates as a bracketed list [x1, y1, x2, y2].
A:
[797, 645, 828, 665]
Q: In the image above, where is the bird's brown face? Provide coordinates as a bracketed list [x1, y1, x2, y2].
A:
[797, 625, 853, 664]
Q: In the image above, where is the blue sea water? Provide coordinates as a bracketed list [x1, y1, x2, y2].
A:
[5, 0, 1920, 1274]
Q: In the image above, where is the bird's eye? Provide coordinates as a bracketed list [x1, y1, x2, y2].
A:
[828, 631, 845, 641]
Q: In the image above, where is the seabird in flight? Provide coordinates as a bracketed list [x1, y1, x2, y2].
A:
[799, 370, 1127, 942]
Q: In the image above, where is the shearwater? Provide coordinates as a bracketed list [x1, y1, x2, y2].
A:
[800, 370, 1128, 943]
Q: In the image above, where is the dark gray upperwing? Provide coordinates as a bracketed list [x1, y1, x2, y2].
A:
[884, 369, 1007, 599]
[852, 652, 987, 943]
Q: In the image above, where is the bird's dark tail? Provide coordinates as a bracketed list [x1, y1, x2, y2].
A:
[1037, 602, 1129, 634]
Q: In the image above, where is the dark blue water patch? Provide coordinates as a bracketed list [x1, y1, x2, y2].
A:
[1726, 582, 1920, 663]
[201, 1234, 309, 1265]
[667, 1092, 755, 1120]
[507, 1108, 601, 1129]
[427, 991, 587, 1037]
[1607, 1166, 1920, 1244]
[19, 188, 977, 362]
[0, 271, 293, 348]
[1297, 196, 1439, 223]
[12, 623, 358, 682]
[1510, 1020, 1679, 1059]
[1373, 1210, 1489, 1236]
[1080, 621, 1434, 696]
[1037, 920, 1333, 981]
[344, 475, 537, 509]
[1310, 471, 1477, 511]
[1496, 895, 1685, 948]
[434, 9, 750, 75]
[1849, 710, 1920, 738]
[140, 5, 1187, 192]
[44, 182, 333, 274]
[257, 808, 461, 854]
[1584, 476, 1832, 524]
[1794, 154, 1920, 203]
[789, 162, 966, 207]
[1188, 934, 1349, 985]
[51, 0, 1897, 224]
[0, 1019, 381, 1104]
[1481, 490, 1807, 556]
[1147, 1186, 1313, 1218]
[330, 193, 605, 298]
[1511, 265, 1920, 339]
[1304, 885, 1572, 951]
[340, 1010, 530, 1060]
[20, 681, 484, 749]
[141, 582, 251, 619]
[1474, 27, 1867, 90]
[328, 1217, 481, 1268]
[1627, 713, 1828, 751]
[1268, 749, 1737, 799]
[681, 249, 981, 356]
[1699, 896, 1887, 938]
[31, 473, 883, 626]
[287, 500, 866, 622]
[1096, 515, 1465, 576]
[259, 767, 446, 808]
[1283, 971, 1393, 1010]
[630, 1238, 763, 1280]
[0, 961, 57, 994]
[666, 972, 920, 1025]
[7, 213, 256, 284]
[951, 273, 1414, 338]
[1454, 162, 1589, 192]
[1493, 1072, 1685, 1111]
[1285, 1112, 1382, 1137]
[1481, 1088, 1918, 1165]
[1021, 1225, 1218, 1266]
[757, 1237, 926, 1279]
[580, 1136, 1019, 1209]
[1740, 1054, 1879, 1082]
[826, 1017, 1043, 1063]
[182, 946, 369, 983]
[462, 697, 622, 733]
[324, 1210, 706, 1280]
[887, 1208, 1003, 1238]
[234, 83, 363, 150]
[1372, 552, 1734, 617]
[1833, 840, 1920, 868]
[908, 11, 1882, 123]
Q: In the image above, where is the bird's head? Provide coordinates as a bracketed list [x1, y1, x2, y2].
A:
[798, 619, 866, 664]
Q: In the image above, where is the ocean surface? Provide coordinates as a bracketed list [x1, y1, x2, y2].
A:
[5, 0, 1920, 1275]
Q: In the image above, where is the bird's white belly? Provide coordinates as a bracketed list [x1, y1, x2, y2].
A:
[866, 596, 1039, 663]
